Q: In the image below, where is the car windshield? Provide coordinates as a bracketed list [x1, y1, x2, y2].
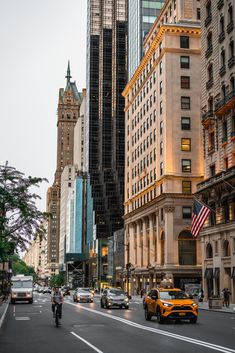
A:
[159, 291, 188, 300]
[78, 289, 89, 294]
[109, 289, 125, 296]
[12, 280, 33, 288]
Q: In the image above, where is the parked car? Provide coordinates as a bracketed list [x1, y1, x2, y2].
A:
[100, 288, 129, 309]
[42, 287, 51, 294]
[144, 286, 198, 324]
[73, 288, 94, 303]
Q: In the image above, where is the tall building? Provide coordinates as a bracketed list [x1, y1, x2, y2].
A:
[46, 63, 82, 275]
[197, 0, 235, 302]
[123, 0, 203, 295]
[128, 0, 165, 80]
[86, 0, 128, 287]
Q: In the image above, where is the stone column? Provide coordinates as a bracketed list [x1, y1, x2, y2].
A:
[142, 218, 148, 267]
[155, 210, 160, 265]
[149, 214, 154, 265]
[136, 221, 141, 267]
[128, 223, 135, 266]
[164, 206, 175, 265]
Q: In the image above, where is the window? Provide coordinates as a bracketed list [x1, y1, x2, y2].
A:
[180, 36, 189, 49]
[181, 117, 191, 130]
[178, 231, 196, 265]
[210, 164, 215, 176]
[182, 206, 192, 219]
[181, 138, 191, 151]
[197, 8, 200, 20]
[180, 56, 190, 69]
[160, 121, 163, 134]
[159, 61, 163, 75]
[181, 76, 190, 89]
[160, 101, 163, 114]
[160, 81, 163, 94]
[182, 180, 192, 194]
[160, 141, 163, 155]
[182, 159, 191, 172]
[206, 243, 213, 258]
[181, 96, 190, 110]
[160, 162, 163, 176]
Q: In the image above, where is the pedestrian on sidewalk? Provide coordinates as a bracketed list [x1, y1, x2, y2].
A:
[223, 288, 231, 307]
[140, 288, 144, 298]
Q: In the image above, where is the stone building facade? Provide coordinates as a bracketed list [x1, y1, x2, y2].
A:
[197, 0, 235, 302]
[123, 0, 203, 295]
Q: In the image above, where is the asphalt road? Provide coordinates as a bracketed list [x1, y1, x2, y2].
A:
[0, 293, 235, 353]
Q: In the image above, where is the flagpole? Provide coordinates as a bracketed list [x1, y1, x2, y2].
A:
[193, 196, 216, 214]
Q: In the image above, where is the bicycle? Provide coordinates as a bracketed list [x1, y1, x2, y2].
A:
[54, 303, 62, 328]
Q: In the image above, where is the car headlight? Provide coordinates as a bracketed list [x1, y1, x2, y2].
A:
[192, 303, 198, 307]
[26, 292, 32, 296]
[124, 298, 129, 302]
[163, 302, 173, 307]
[12, 293, 17, 297]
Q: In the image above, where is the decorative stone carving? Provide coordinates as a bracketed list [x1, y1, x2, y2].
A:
[164, 206, 175, 213]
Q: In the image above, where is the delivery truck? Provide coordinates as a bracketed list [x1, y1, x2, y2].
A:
[10, 275, 33, 304]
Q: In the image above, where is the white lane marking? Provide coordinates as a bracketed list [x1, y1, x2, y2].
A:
[71, 331, 104, 353]
[67, 302, 235, 353]
[0, 302, 9, 328]
[15, 317, 30, 321]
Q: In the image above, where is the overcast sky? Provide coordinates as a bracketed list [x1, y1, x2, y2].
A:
[0, 0, 87, 210]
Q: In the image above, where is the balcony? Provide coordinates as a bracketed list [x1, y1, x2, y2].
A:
[205, 13, 212, 27]
[222, 136, 228, 144]
[206, 77, 214, 90]
[205, 44, 213, 58]
[217, 0, 224, 10]
[227, 20, 234, 34]
[202, 110, 214, 127]
[219, 65, 226, 77]
[197, 166, 235, 192]
[218, 31, 225, 43]
[215, 89, 235, 116]
[208, 145, 215, 154]
[228, 56, 235, 69]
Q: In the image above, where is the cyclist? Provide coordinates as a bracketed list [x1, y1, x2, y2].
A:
[51, 286, 64, 319]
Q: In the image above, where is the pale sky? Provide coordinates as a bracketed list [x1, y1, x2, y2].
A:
[0, 0, 87, 210]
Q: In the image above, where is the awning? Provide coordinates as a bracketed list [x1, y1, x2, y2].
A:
[204, 268, 213, 279]
[213, 267, 220, 279]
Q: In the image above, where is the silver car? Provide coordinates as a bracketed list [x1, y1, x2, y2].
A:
[100, 288, 129, 309]
[73, 288, 94, 303]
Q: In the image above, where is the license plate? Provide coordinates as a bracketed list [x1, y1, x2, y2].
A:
[179, 313, 186, 316]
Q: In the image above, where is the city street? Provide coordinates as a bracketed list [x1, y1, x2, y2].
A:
[0, 293, 234, 353]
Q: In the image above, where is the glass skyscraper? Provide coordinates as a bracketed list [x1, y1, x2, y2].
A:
[128, 0, 165, 80]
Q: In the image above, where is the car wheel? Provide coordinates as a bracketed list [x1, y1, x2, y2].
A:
[100, 300, 104, 308]
[157, 308, 164, 324]
[190, 317, 197, 324]
[73, 297, 76, 302]
[125, 305, 129, 310]
[105, 301, 110, 309]
[145, 307, 152, 321]
[11, 300, 15, 305]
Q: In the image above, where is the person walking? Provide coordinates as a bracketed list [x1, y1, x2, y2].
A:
[223, 288, 231, 307]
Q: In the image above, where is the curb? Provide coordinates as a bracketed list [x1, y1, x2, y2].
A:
[0, 302, 9, 329]
[199, 307, 235, 314]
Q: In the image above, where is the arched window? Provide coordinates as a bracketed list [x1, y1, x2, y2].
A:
[223, 240, 231, 257]
[178, 231, 196, 265]
[206, 243, 213, 258]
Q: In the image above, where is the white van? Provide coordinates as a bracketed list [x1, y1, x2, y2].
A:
[10, 275, 33, 304]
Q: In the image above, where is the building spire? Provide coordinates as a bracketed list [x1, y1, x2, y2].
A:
[66, 60, 72, 83]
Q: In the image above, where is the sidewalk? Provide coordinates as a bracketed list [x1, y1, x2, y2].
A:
[130, 295, 235, 314]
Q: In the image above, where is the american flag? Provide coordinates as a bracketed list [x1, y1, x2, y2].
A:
[191, 199, 211, 238]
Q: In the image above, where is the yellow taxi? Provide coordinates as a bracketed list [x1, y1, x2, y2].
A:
[144, 286, 198, 324]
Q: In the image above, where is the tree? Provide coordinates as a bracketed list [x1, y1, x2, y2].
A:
[50, 273, 65, 288]
[0, 162, 48, 258]
[11, 254, 36, 277]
